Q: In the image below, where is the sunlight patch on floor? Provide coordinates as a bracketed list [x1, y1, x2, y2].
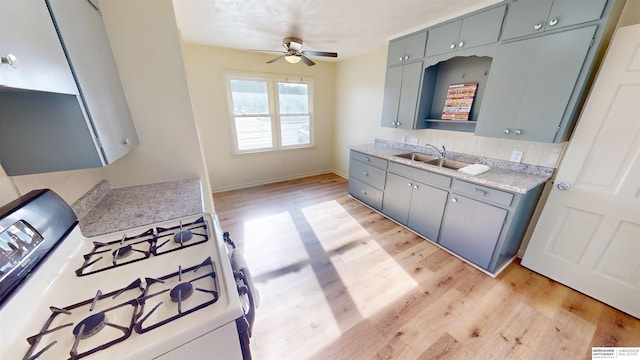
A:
[301, 200, 419, 318]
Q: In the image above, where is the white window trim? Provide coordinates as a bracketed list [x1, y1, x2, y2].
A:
[223, 71, 314, 154]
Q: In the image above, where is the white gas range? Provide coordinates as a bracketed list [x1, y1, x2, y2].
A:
[0, 189, 255, 360]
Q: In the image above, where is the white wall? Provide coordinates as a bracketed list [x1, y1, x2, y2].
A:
[182, 44, 336, 191]
[99, 0, 214, 211]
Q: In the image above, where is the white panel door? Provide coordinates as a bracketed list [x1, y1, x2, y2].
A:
[521, 24, 640, 318]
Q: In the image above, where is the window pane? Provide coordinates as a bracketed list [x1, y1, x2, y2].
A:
[280, 115, 310, 146]
[230, 80, 269, 115]
[278, 82, 308, 114]
[235, 116, 272, 150]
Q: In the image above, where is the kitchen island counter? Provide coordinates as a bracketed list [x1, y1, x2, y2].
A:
[72, 178, 204, 237]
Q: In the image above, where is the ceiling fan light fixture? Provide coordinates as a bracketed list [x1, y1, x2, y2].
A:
[285, 55, 301, 64]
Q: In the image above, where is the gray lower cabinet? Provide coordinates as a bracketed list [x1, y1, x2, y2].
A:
[475, 25, 597, 142]
[382, 162, 450, 241]
[501, 0, 607, 40]
[438, 180, 543, 273]
[348, 151, 388, 210]
[438, 194, 508, 270]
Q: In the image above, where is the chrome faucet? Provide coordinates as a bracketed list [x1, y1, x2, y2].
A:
[424, 144, 446, 159]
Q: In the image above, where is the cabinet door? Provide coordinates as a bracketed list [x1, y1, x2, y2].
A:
[0, 0, 77, 94]
[425, 20, 462, 57]
[512, 25, 596, 141]
[458, 5, 507, 51]
[502, 0, 606, 40]
[476, 26, 596, 142]
[382, 173, 413, 224]
[387, 38, 407, 66]
[404, 31, 427, 63]
[407, 181, 448, 241]
[438, 194, 507, 269]
[381, 66, 403, 128]
[48, 0, 139, 164]
[501, 0, 554, 40]
[396, 61, 423, 130]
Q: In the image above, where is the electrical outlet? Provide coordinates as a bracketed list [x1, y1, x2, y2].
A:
[401, 135, 407, 143]
[510, 150, 523, 163]
[409, 137, 418, 145]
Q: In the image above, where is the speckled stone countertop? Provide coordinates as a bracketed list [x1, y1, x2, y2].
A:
[352, 140, 554, 194]
[72, 178, 204, 237]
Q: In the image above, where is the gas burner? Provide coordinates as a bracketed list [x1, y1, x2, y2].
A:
[153, 217, 208, 256]
[23, 279, 142, 360]
[73, 312, 107, 339]
[112, 245, 133, 259]
[135, 257, 219, 334]
[173, 230, 193, 243]
[170, 282, 194, 302]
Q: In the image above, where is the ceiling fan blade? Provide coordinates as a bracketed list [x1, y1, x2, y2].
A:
[247, 49, 285, 54]
[299, 55, 315, 66]
[266, 55, 285, 64]
[302, 51, 338, 58]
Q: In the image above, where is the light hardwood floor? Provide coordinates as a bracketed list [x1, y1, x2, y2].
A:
[213, 173, 640, 359]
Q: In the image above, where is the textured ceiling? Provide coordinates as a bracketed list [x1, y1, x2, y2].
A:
[172, 0, 501, 61]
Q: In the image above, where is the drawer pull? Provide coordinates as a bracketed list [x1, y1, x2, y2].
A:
[473, 188, 488, 196]
[360, 190, 367, 195]
[451, 198, 458, 203]
[413, 185, 419, 190]
[533, 23, 543, 30]
[362, 171, 368, 176]
[549, 18, 558, 26]
[407, 182, 413, 187]
[364, 157, 370, 162]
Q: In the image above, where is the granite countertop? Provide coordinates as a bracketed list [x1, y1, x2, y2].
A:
[352, 140, 554, 194]
[72, 178, 204, 237]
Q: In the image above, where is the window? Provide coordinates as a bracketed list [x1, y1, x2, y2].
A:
[226, 73, 313, 153]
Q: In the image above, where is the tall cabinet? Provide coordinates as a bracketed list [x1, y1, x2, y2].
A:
[381, 31, 427, 129]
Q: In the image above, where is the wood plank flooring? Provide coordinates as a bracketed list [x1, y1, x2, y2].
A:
[213, 173, 640, 359]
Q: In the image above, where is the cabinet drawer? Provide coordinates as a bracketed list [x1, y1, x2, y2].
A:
[350, 150, 387, 170]
[350, 160, 387, 190]
[348, 178, 384, 210]
[452, 180, 513, 207]
[388, 162, 451, 189]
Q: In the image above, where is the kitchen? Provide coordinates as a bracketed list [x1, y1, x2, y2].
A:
[1, 0, 639, 359]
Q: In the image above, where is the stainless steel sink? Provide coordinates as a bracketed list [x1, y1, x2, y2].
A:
[395, 152, 438, 162]
[425, 158, 470, 170]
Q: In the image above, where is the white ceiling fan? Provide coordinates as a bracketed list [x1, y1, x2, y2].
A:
[250, 37, 337, 66]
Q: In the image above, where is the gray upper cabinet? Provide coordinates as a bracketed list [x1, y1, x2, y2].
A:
[425, 5, 506, 57]
[502, 0, 607, 40]
[382, 31, 427, 129]
[0, 1, 77, 94]
[381, 60, 424, 129]
[47, 0, 139, 164]
[386, 31, 427, 66]
[475, 25, 597, 142]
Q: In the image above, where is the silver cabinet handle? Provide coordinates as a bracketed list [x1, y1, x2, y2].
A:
[473, 188, 487, 196]
[451, 198, 458, 203]
[450, 43, 456, 50]
[1, 53, 20, 69]
[514, 129, 522, 135]
[362, 171, 368, 176]
[396, 122, 401, 126]
[360, 190, 367, 195]
[557, 182, 570, 191]
[405, 55, 409, 61]
[503, 129, 511, 134]
[121, 138, 131, 145]
[407, 182, 413, 187]
[458, 41, 464, 48]
[413, 185, 418, 189]
[364, 157, 370, 162]
[534, 23, 543, 30]
[399, 57, 404, 62]
[549, 18, 558, 26]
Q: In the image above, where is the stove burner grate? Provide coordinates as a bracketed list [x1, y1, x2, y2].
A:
[170, 282, 194, 302]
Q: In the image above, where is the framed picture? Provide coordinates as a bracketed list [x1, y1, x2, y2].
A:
[442, 83, 478, 120]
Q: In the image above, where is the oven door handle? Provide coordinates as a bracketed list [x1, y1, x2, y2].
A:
[230, 250, 259, 325]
